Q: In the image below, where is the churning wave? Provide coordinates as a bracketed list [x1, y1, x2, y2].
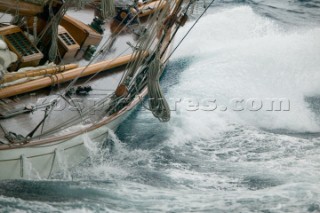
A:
[1, 4, 320, 213]
[172, 5, 320, 133]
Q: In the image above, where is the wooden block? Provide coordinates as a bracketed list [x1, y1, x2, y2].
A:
[60, 15, 102, 54]
[57, 26, 80, 63]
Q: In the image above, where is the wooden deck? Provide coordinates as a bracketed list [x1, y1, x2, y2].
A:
[0, 9, 140, 144]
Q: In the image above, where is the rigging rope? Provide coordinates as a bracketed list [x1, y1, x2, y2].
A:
[0, 0, 211, 140]
[164, 0, 215, 64]
[25, 0, 193, 138]
[101, 0, 116, 20]
[48, 0, 67, 62]
[147, 51, 170, 122]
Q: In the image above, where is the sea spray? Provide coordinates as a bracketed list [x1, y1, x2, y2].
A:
[20, 155, 41, 180]
[53, 149, 73, 180]
[170, 6, 320, 132]
[2, 2, 320, 212]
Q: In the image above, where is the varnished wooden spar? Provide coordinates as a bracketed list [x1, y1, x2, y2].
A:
[0, 0, 43, 16]
[0, 64, 78, 84]
[110, 0, 168, 33]
[0, 52, 148, 99]
[138, 0, 168, 17]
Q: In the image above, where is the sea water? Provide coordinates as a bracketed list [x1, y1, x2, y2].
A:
[1, 1, 320, 212]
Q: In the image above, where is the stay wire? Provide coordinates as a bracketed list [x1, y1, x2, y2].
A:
[164, 0, 215, 64]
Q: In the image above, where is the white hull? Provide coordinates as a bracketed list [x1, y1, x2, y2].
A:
[0, 97, 135, 180]
[0, 0, 175, 180]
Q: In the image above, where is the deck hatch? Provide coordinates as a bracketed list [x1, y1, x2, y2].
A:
[5, 32, 40, 57]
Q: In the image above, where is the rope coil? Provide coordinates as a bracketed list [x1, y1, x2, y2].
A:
[147, 51, 170, 122]
[101, 0, 116, 20]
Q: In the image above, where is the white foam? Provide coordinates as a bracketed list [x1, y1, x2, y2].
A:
[169, 6, 320, 132]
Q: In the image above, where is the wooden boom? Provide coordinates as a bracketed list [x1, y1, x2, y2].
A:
[0, 0, 44, 16]
[0, 64, 79, 84]
[0, 52, 149, 99]
[138, 0, 168, 17]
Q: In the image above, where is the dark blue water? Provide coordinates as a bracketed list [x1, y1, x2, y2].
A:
[1, 1, 320, 212]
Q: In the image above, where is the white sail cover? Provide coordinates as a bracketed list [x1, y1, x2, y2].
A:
[0, 38, 17, 80]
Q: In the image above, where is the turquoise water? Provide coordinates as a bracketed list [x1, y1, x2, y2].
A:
[1, 1, 320, 212]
